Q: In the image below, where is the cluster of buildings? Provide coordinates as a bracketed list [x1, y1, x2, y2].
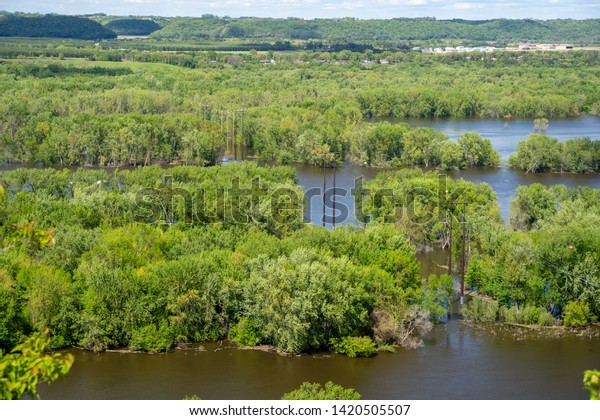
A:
[415, 46, 503, 53]
[512, 43, 573, 51]
[413, 43, 574, 54]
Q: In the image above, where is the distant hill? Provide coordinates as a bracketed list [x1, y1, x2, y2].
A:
[1, 13, 597, 43]
[0, 14, 116, 40]
[105, 19, 161, 36]
[150, 16, 600, 43]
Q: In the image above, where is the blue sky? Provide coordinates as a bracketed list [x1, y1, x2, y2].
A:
[1, 0, 599, 20]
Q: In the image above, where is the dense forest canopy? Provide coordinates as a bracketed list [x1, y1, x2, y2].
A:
[0, 13, 598, 43]
[0, 14, 116, 40]
[104, 19, 162, 36]
[361, 172, 600, 327]
[0, 50, 598, 171]
[1, 165, 598, 353]
[147, 16, 600, 43]
[0, 165, 447, 353]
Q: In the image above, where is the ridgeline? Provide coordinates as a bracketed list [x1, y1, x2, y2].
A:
[0, 14, 116, 40]
[147, 16, 600, 43]
[0, 12, 599, 43]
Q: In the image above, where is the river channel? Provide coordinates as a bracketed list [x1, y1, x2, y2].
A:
[38, 320, 599, 400]
[300, 116, 600, 227]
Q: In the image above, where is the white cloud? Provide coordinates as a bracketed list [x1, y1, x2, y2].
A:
[451, 2, 485, 9]
[123, 0, 162, 4]
[323, 1, 366, 9]
[372, 0, 430, 5]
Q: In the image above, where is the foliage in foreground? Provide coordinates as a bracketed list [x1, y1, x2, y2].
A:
[282, 382, 360, 400]
[584, 370, 600, 400]
[0, 332, 73, 400]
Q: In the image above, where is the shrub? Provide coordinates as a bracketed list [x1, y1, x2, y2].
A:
[563, 301, 590, 327]
[462, 298, 499, 323]
[282, 382, 360, 400]
[520, 305, 541, 324]
[330, 336, 377, 358]
[424, 274, 453, 323]
[500, 305, 556, 326]
[376, 344, 396, 353]
[229, 317, 262, 347]
[130, 322, 173, 352]
[537, 309, 556, 326]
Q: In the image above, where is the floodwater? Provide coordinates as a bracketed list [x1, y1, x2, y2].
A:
[294, 163, 600, 226]
[39, 321, 599, 400]
[393, 115, 600, 159]
[2, 117, 599, 224]
[297, 116, 600, 225]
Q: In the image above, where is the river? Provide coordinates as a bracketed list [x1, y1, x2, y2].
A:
[391, 115, 600, 159]
[38, 320, 599, 400]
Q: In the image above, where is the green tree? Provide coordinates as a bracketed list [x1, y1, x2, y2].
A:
[402, 127, 447, 167]
[21, 265, 76, 348]
[244, 249, 372, 353]
[508, 134, 562, 172]
[181, 129, 220, 166]
[440, 141, 463, 170]
[457, 131, 500, 167]
[561, 138, 600, 173]
[0, 273, 28, 350]
[509, 184, 557, 230]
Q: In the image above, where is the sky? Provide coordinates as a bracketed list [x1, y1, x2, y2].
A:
[1, 0, 599, 20]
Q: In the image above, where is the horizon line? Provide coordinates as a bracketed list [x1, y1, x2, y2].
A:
[1, 10, 598, 22]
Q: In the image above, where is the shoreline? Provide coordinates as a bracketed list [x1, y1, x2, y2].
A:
[58, 321, 600, 356]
